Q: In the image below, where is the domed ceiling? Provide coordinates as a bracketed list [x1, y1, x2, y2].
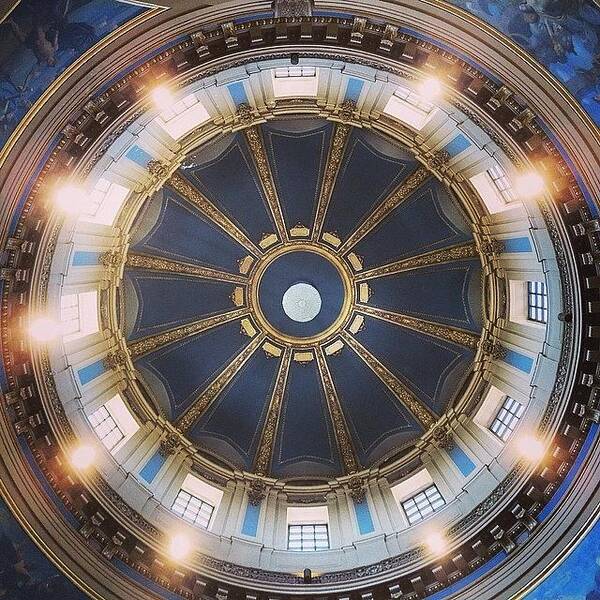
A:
[122, 119, 482, 479]
[1, 2, 600, 600]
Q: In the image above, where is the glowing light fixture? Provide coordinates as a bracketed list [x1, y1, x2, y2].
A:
[515, 171, 545, 198]
[425, 531, 447, 555]
[152, 86, 174, 112]
[516, 434, 546, 463]
[29, 317, 59, 342]
[70, 444, 96, 470]
[419, 77, 443, 98]
[168, 533, 191, 561]
[53, 183, 84, 214]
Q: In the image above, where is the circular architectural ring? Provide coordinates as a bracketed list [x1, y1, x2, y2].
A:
[249, 242, 355, 345]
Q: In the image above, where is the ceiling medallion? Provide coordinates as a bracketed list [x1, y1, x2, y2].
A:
[249, 241, 355, 346]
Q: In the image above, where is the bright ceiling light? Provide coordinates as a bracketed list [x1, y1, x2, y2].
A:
[53, 183, 84, 214]
[515, 171, 545, 198]
[419, 77, 443, 98]
[151, 86, 174, 112]
[29, 317, 59, 342]
[70, 444, 96, 470]
[425, 531, 447, 555]
[168, 533, 192, 561]
[516, 434, 546, 463]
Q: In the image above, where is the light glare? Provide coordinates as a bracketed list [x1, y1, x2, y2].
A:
[426, 531, 447, 555]
[152, 86, 174, 112]
[420, 77, 443, 98]
[29, 317, 59, 342]
[515, 172, 545, 198]
[516, 434, 546, 463]
[53, 183, 84, 214]
[169, 533, 191, 561]
[71, 445, 96, 470]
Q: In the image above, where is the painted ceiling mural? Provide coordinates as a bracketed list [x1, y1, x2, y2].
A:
[0, 1, 599, 599]
[0, 0, 145, 146]
[450, 0, 600, 124]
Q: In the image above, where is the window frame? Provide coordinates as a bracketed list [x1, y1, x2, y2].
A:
[401, 484, 446, 526]
[88, 405, 125, 452]
[490, 396, 525, 442]
[171, 489, 215, 530]
[287, 523, 330, 552]
[527, 281, 548, 324]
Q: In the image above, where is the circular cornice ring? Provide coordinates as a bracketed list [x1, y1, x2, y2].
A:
[0, 4, 596, 597]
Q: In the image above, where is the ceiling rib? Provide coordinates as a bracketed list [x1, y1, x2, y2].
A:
[128, 308, 250, 359]
[244, 126, 289, 242]
[355, 305, 480, 350]
[253, 347, 292, 476]
[176, 332, 267, 432]
[341, 331, 437, 430]
[312, 123, 352, 242]
[315, 346, 361, 474]
[355, 242, 479, 281]
[126, 253, 248, 284]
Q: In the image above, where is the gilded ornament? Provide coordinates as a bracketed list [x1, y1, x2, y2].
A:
[348, 476, 366, 503]
[244, 126, 288, 241]
[480, 238, 506, 255]
[176, 333, 266, 431]
[128, 308, 250, 358]
[341, 332, 437, 430]
[315, 347, 359, 474]
[126, 253, 247, 284]
[254, 348, 292, 475]
[357, 242, 478, 280]
[356, 305, 480, 350]
[481, 338, 508, 360]
[313, 123, 351, 241]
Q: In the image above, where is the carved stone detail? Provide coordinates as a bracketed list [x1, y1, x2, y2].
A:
[430, 423, 455, 450]
[254, 348, 292, 475]
[159, 432, 180, 457]
[247, 480, 267, 506]
[341, 332, 437, 430]
[315, 347, 360, 474]
[481, 338, 508, 360]
[357, 305, 481, 350]
[480, 238, 506, 255]
[128, 308, 249, 359]
[348, 476, 366, 503]
[176, 333, 266, 431]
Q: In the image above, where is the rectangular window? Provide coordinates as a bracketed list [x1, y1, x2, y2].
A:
[383, 84, 436, 130]
[60, 291, 99, 342]
[490, 396, 525, 442]
[88, 405, 124, 452]
[287, 524, 330, 552]
[171, 490, 215, 529]
[488, 164, 516, 204]
[81, 177, 130, 226]
[155, 92, 211, 139]
[402, 485, 445, 525]
[271, 67, 318, 98]
[527, 281, 548, 323]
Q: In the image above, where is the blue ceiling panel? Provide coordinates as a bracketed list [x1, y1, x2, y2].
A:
[123, 271, 238, 341]
[365, 260, 483, 332]
[188, 349, 280, 470]
[181, 133, 275, 243]
[135, 320, 249, 420]
[130, 189, 247, 274]
[271, 359, 341, 479]
[323, 129, 418, 240]
[326, 346, 423, 466]
[354, 316, 474, 416]
[353, 178, 472, 268]
[262, 119, 333, 229]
